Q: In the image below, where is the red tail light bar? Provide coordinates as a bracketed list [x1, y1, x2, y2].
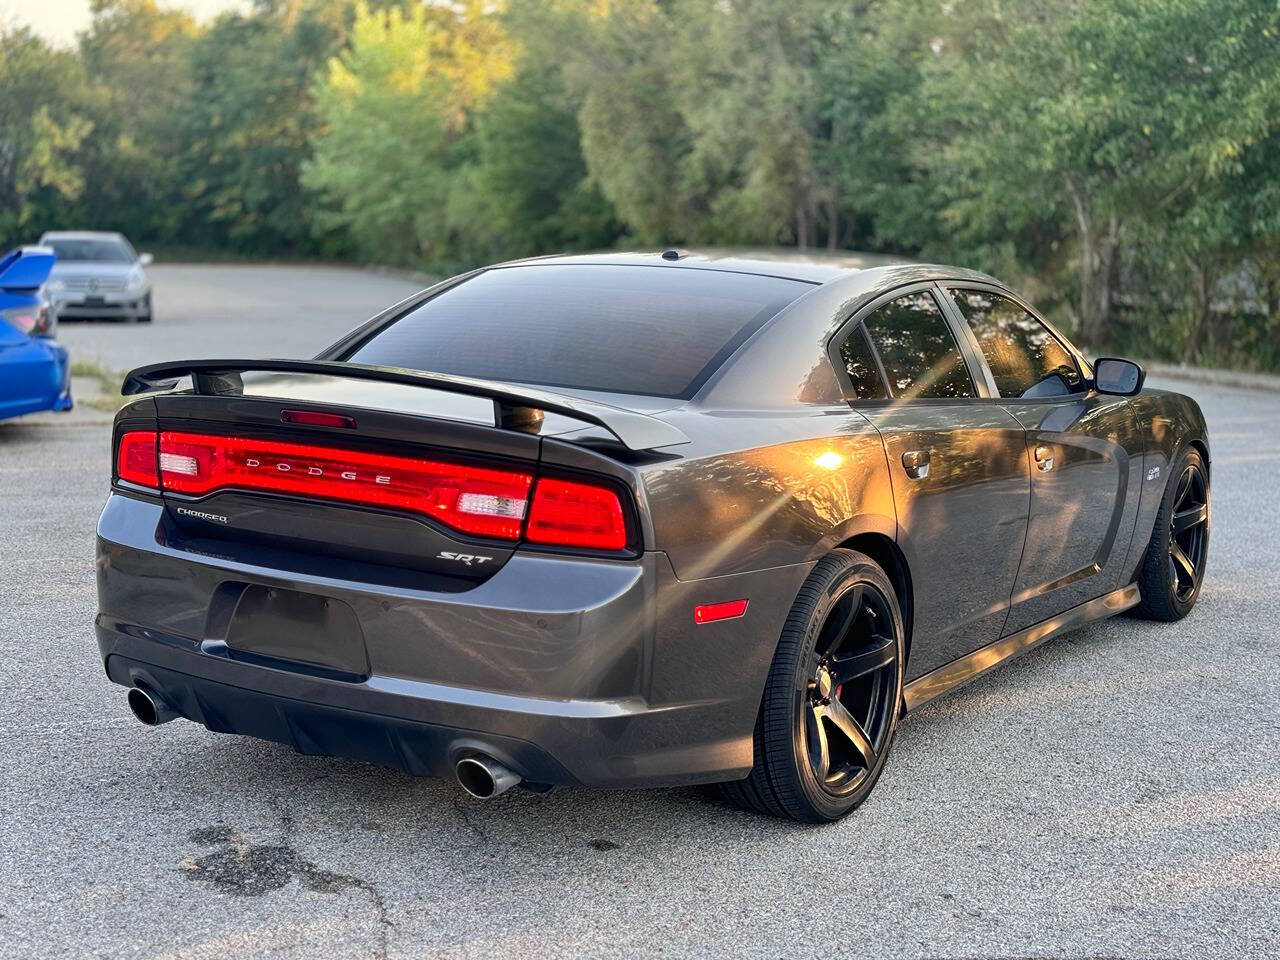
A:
[115, 430, 631, 552]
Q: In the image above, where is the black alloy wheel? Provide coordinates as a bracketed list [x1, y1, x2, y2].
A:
[1167, 461, 1208, 603]
[1135, 446, 1209, 621]
[721, 549, 905, 822]
[802, 582, 898, 796]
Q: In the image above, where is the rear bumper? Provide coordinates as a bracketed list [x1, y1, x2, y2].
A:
[99, 641, 582, 784]
[96, 493, 810, 787]
[0, 338, 72, 420]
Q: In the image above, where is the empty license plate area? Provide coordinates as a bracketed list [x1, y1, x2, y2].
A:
[225, 585, 369, 679]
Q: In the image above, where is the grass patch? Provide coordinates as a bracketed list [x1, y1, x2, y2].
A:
[70, 358, 129, 412]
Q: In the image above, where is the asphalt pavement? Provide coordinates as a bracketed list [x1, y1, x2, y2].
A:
[1, 264, 1277, 959]
[57, 264, 426, 373]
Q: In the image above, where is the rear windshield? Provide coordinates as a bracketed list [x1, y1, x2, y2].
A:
[341, 264, 813, 398]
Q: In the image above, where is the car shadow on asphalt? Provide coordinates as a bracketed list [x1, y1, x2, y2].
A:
[140, 724, 823, 888]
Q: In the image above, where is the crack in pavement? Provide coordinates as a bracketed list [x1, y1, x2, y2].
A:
[179, 801, 395, 960]
[449, 795, 494, 847]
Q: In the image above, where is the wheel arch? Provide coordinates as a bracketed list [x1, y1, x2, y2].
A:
[834, 531, 914, 671]
[1188, 437, 1210, 482]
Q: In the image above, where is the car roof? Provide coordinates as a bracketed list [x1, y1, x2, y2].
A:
[39, 231, 129, 241]
[455, 250, 1014, 414]
[493, 248, 1000, 288]
[495, 248, 910, 284]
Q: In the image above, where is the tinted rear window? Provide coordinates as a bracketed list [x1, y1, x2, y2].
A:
[342, 264, 812, 398]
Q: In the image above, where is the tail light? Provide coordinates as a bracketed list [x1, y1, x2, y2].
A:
[2, 302, 55, 338]
[111, 430, 633, 552]
[158, 431, 532, 540]
[526, 478, 629, 551]
[117, 431, 159, 488]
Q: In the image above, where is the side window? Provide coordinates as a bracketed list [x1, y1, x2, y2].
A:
[862, 291, 975, 400]
[836, 325, 888, 400]
[949, 289, 1083, 399]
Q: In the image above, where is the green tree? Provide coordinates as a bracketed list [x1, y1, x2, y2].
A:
[669, 0, 860, 248]
[891, 0, 1280, 349]
[449, 54, 620, 262]
[303, 0, 517, 266]
[543, 0, 695, 244]
[173, 0, 350, 254]
[74, 0, 197, 241]
[0, 28, 96, 245]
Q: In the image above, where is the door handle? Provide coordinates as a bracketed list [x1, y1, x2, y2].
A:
[902, 449, 930, 480]
[1034, 444, 1055, 472]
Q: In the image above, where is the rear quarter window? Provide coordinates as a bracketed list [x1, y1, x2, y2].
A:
[342, 264, 812, 399]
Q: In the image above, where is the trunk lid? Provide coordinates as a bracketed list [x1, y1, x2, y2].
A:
[150, 374, 543, 581]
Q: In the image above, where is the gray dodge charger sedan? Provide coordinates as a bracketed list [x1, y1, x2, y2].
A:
[95, 251, 1210, 821]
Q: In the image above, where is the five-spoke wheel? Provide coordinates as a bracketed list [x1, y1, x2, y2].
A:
[1136, 445, 1209, 621]
[1168, 461, 1208, 603]
[722, 549, 904, 822]
[803, 584, 898, 796]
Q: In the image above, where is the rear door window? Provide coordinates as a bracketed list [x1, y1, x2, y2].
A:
[948, 289, 1083, 398]
[343, 264, 812, 399]
[862, 291, 975, 400]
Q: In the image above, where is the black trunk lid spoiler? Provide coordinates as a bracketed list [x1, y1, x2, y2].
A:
[121, 358, 690, 452]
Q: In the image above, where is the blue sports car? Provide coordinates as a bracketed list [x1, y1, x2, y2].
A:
[0, 246, 73, 421]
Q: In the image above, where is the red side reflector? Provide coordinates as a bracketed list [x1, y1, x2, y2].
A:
[526, 477, 628, 551]
[694, 599, 749, 624]
[157, 431, 532, 540]
[280, 409, 356, 429]
[117, 431, 159, 488]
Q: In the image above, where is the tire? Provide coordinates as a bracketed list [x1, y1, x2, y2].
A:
[720, 549, 905, 822]
[136, 293, 153, 323]
[1133, 446, 1209, 621]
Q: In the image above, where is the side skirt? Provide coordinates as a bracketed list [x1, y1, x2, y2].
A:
[902, 582, 1141, 713]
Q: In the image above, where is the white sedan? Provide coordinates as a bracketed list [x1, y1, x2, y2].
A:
[39, 231, 154, 323]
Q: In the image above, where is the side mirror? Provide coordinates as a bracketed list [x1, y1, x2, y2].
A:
[138, 252, 154, 266]
[1093, 357, 1145, 396]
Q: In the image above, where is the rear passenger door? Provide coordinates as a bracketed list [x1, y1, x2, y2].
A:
[942, 286, 1144, 632]
[831, 285, 1030, 681]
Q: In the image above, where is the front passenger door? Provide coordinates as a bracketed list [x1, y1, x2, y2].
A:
[834, 286, 1030, 681]
[944, 287, 1144, 632]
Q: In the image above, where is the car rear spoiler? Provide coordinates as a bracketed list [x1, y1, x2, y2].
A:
[120, 358, 691, 452]
[0, 246, 57, 291]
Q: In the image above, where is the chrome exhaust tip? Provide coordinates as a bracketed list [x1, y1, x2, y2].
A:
[455, 755, 521, 799]
[126, 686, 178, 726]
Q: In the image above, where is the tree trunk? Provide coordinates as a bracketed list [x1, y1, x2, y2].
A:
[1065, 176, 1123, 350]
[1095, 215, 1122, 351]
[1182, 261, 1214, 365]
[1065, 175, 1098, 346]
[826, 185, 838, 250]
